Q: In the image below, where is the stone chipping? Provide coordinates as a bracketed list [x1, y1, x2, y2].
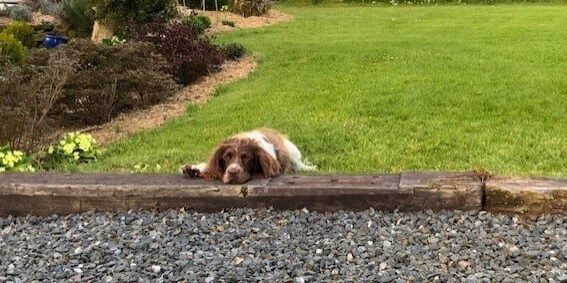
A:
[0, 208, 565, 282]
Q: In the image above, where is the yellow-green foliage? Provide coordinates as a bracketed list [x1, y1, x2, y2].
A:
[39, 132, 102, 170]
[0, 32, 26, 64]
[0, 132, 103, 172]
[2, 21, 36, 48]
[47, 132, 101, 163]
[0, 145, 35, 172]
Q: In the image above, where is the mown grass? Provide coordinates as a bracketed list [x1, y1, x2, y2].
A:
[83, 4, 567, 176]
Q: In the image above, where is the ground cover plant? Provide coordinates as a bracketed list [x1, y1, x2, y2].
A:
[83, 4, 566, 176]
[0, 132, 101, 172]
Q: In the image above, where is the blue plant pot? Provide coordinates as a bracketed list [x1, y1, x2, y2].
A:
[42, 35, 68, 49]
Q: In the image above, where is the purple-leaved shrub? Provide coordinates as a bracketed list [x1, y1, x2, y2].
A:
[130, 22, 226, 85]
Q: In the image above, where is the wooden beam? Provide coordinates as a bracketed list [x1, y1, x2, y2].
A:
[249, 174, 404, 211]
[3, 172, 565, 217]
[399, 171, 483, 211]
[484, 176, 567, 215]
[0, 172, 486, 217]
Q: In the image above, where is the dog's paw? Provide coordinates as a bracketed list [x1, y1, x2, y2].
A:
[297, 159, 317, 171]
[182, 165, 202, 178]
[302, 164, 318, 171]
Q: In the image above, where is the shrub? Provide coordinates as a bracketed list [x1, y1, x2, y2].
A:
[181, 14, 211, 33]
[92, 0, 178, 30]
[130, 22, 226, 85]
[181, 0, 229, 11]
[39, 0, 63, 17]
[221, 20, 235, 27]
[2, 21, 36, 48]
[0, 40, 177, 151]
[223, 42, 246, 60]
[8, 5, 32, 22]
[61, 0, 96, 38]
[54, 39, 178, 126]
[0, 145, 35, 172]
[0, 48, 78, 151]
[229, 0, 271, 17]
[0, 32, 26, 64]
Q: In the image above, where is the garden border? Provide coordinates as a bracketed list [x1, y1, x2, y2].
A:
[0, 172, 565, 217]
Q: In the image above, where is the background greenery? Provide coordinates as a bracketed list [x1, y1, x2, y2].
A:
[84, 4, 567, 176]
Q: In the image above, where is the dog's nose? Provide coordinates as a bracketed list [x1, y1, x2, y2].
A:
[227, 165, 242, 175]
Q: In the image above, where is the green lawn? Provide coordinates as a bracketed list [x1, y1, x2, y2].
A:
[84, 4, 567, 176]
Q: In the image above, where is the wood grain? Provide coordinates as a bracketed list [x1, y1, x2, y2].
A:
[485, 176, 567, 215]
[3, 172, 564, 216]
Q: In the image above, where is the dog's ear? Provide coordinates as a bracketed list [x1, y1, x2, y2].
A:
[202, 142, 232, 180]
[254, 147, 281, 178]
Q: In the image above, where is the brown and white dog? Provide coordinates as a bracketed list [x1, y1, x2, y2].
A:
[183, 128, 316, 184]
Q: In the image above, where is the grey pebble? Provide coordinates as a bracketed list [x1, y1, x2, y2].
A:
[0, 208, 565, 281]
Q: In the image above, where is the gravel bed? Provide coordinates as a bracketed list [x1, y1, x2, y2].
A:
[1, 208, 566, 282]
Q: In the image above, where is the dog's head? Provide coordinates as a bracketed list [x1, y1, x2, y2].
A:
[203, 138, 280, 184]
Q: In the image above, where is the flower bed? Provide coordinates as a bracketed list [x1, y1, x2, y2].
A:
[0, 1, 248, 171]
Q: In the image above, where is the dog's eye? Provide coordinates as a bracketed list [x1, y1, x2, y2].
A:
[240, 153, 251, 161]
[223, 152, 233, 160]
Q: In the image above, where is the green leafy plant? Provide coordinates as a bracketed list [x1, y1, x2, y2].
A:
[0, 145, 35, 172]
[8, 5, 32, 22]
[91, 0, 178, 29]
[221, 20, 235, 27]
[45, 132, 102, 164]
[2, 133, 102, 172]
[2, 21, 36, 48]
[0, 32, 26, 64]
[61, 0, 96, 38]
[181, 14, 212, 33]
[222, 42, 246, 60]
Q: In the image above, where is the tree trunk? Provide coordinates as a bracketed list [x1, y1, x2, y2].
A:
[91, 19, 116, 43]
[90, 7, 116, 43]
